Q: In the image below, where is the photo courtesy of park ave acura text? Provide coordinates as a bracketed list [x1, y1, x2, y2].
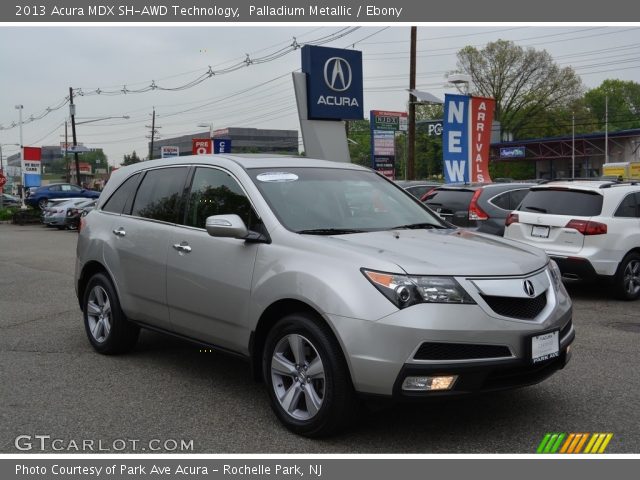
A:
[1, 2, 639, 463]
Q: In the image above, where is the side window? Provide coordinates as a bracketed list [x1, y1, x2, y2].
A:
[509, 189, 530, 210]
[102, 173, 141, 214]
[614, 193, 638, 218]
[131, 167, 188, 222]
[184, 167, 260, 230]
[490, 192, 510, 210]
[69, 185, 82, 192]
[48, 185, 61, 192]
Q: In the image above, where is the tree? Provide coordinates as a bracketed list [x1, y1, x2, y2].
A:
[122, 150, 141, 166]
[455, 40, 583, 138]
[584, 79, 640, 131]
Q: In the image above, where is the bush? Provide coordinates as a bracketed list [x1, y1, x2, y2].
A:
[0, 207, 19, 221]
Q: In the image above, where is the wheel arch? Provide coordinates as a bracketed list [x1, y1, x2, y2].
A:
[249, 299, 353, 385]
[77, 261, 112, 310]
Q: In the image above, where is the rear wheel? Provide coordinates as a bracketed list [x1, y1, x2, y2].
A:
[83, 273, 139, 354]
[38, 198, 48, 209]
[613, 252, 640, 300]
[262, 312, 357, 437]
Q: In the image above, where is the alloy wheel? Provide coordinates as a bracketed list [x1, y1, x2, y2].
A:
[86, 285, 112, 343]
[623, 259, 640, 296]
[271, 334, 325, 421]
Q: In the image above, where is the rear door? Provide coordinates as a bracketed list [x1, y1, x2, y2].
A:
[102, 167, 188, 330]
[424, 188, 475, 227]
[508, 187, 604, 254]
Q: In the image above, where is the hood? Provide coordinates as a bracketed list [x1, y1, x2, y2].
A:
[323, 228, 547, 276]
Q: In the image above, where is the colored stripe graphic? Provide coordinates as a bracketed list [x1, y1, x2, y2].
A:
[537, 433, 613, 453]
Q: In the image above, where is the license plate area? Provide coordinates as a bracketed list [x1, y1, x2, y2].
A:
[531, 225, 550, 238]
[531, 330, 559, 364]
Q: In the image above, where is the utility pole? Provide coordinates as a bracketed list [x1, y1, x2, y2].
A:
[64, 121, 69, 182]
[69, 87, 82, 187]
[605, 95, 609, 164]
[407, 26, 417, 180]
[572, 113, 575, 179]
[146, 108, 160, 160]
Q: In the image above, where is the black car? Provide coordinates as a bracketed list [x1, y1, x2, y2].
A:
[422, 183, 535, 236]
[394, 180, 441, 199]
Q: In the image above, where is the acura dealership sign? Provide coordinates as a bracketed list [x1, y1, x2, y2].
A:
[301, 45, 363, 120]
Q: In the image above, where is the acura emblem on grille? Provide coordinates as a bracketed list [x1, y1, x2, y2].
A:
[523, 280, 536, 297]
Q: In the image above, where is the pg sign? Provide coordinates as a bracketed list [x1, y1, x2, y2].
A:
[443, 94, 495, 183]
[301, 45, 363, 120]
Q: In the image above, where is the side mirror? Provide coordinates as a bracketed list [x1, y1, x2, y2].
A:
[205, 214, 248, 239]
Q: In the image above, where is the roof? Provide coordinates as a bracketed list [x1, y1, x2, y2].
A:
[492, 128, 640, 148]
[120, 154, 368, 171]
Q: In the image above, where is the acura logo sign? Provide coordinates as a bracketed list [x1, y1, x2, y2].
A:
[324, 57, 352, 92]
[523, 280, 536, 297]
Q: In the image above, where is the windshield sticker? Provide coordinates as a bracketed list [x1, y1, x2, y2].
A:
[256, 172, 299, 183]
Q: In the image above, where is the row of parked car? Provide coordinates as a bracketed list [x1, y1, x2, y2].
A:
[41, 197, 97, 230]
[397, 178, 640, 300]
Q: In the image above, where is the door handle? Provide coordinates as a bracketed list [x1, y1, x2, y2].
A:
[112, 228, 126, 237]
[172, 243, 192, 253]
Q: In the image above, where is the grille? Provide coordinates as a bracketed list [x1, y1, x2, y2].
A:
[414, 342, 512, 361]
[481, 293, 547, 319]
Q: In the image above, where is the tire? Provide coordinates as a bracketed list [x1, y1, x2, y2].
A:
[38, 198, 48, 210]
[612, 252, 640, 300]
[262, 312, 357, 437]
[82, 273, 139, 354]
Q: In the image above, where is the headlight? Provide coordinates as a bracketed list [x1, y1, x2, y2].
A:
[362, 269, 475, 309]
[548, 259, 563, 290]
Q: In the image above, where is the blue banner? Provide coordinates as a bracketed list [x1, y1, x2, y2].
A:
[24, 174, 41, 188]
[301, 45, 363, 120]
[443, 94, 470, 183]
[213, 138, 232, 154]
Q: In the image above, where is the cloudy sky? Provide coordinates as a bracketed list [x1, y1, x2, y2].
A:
[1, 26, 639, 166]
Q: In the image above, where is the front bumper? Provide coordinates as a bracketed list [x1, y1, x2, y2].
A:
[327, 283, 573, 397]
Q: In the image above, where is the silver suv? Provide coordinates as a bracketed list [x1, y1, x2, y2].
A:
[75, 155, 574, 436]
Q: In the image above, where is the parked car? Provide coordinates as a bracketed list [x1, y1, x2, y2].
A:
[65, 199, 97, 230]
[422, 183, 535, 235]
[504, 181, 640, 299]
[1, 193, 21, 207]
[26, 183, 100, 209]
[76, 155, 574, 436]
[43, 198, 94, 229]
[394, 180, 440, 199]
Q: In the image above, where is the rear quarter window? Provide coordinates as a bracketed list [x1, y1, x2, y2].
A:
[423, 189, 475, 211]
[518, 189, 603, 216]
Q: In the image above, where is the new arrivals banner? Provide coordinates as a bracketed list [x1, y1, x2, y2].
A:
[443, 94, 495, 183]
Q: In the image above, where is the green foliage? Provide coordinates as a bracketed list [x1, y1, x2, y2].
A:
[0, 207, 19, 221]
[122, 150, 142, 166]
[489, 160, 535, 180]
[456, 40, 583, 138]
[584, 79, 640, 131]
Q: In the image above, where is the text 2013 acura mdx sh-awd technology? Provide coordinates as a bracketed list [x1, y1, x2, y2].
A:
[75, 155, 574, 436]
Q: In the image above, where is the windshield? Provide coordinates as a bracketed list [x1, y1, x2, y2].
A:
[248, 167, 446, 233]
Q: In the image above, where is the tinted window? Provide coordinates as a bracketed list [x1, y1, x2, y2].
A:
[102, 173, 141, 214]
[48, 185, 61, 192]
[518, 189, 603, 216]
[424, 189, 475, 212]
[490, 192, 510, 210]
[614, 193, 638, 218]
[405, 185, 433, 199]
[132, 167, 188, 222]
[184, 167, 260, 229]
[509, 189, 530, 209]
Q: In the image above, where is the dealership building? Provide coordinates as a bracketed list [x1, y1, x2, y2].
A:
[491, 128, 640, 179]
[150, 127, 299, 158]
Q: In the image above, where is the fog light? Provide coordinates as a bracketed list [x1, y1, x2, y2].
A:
[402, 375, 458, 391]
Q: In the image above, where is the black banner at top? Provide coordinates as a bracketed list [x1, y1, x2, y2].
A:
[4, 0, 640, 22]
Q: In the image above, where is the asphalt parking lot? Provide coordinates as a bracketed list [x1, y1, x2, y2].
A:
[1, 223, 638, 453]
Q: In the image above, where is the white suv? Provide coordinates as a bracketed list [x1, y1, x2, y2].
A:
[504, 181, 640, 300]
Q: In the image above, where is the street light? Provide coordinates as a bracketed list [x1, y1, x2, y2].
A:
[14, 105, 27, 209]
[447, 73, 472, 95]
[197, 123, 214, 140]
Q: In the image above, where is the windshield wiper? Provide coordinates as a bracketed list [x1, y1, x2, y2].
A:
[296, 228, 367, 235]
[523, 206, 548, 213]
[390, 223, 447, 230]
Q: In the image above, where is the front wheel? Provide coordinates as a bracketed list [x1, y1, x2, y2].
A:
[83, 273, 139, 354]
[613, 252, 640, 300]
[38, 198, 48, 210]
[262, 313, 357, 437]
